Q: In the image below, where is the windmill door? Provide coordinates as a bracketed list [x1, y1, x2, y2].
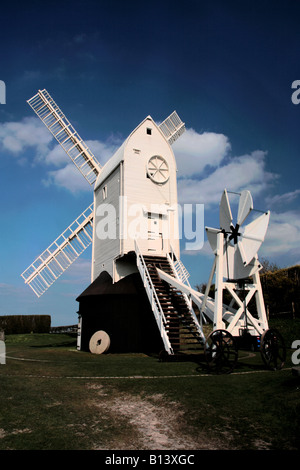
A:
[147, 212, 164, 253]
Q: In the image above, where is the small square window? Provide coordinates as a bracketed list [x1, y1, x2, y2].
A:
[146, 128, 152, 135]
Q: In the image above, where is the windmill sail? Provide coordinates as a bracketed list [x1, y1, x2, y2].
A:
[159, 111, 185, 144]
[219, 189, 233, 232]
[238, 211, 270, 266]
[237, 190, 253, 226]
[27, 89, 102, 185]
[206, 190, 270, 280]
[21, 204, 94, 297]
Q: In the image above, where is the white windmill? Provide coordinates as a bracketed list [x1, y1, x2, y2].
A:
[21, 89, 204, 355]
[153, 187, 286, 372]
[203, 189, 270, 336]
[195, 189, 285, 372]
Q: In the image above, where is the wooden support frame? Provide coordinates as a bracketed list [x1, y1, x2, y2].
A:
[202, 231, 269, 337]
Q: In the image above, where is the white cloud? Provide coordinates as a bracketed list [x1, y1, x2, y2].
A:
[173, 128, 231, 177]
[177, 150, 278, 206]
[173, 129, 278, 208]
[42, 138, 119, 168]
[2, 115, 298, 268]
[43, 163, 92, 193]
[0, 115, 120, 192]
[265, 189, 300, 207]
[43, 144, 67, 166]
[41, 138, 119, 192]
[0, 117, 52, 157]
[86, 139, 119, 166]
[261, 210, 300, 260]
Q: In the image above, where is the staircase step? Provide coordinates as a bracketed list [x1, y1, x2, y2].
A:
[140, 253, 203, 353]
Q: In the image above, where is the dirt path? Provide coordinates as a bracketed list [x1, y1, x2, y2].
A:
[88, 384, 224, 450]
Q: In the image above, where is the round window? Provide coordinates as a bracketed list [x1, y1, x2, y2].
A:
[147, 155, 169, 184]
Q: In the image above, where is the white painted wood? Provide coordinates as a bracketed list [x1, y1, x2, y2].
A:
[239, 211, 270, 265]
[93, 165, 121, 280]
[158, 111, 185, 144]
[21, 204, 94, 297]
[237, 190, 253, 226]
[214, 231, 225, 330]
[27, 89, 101, 185]
[92, 115, 181, 282]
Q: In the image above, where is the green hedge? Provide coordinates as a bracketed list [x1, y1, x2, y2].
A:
[0, 315, 51, 334]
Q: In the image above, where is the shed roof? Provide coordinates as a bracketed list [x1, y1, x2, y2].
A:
[76, 271, 142, 300]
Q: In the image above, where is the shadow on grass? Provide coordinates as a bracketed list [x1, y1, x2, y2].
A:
[155, 351, 217, 374]
[156, 348, 279, 376]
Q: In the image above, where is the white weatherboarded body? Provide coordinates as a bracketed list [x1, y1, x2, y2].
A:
[92, 116, 180, 282]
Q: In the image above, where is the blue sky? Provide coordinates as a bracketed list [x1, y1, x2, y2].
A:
[0, 0, 300, 326]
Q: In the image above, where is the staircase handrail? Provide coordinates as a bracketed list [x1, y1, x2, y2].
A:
[134, 241, 173, 354]
[169, 246, 191, 287]
[167, 248, 206, 336]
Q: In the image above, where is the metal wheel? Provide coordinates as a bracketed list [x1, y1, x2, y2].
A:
[204, 329, 238, 374]
[260, 328, 286, 370]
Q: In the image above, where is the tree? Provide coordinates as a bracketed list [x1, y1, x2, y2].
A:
[259, 257, 280, 274]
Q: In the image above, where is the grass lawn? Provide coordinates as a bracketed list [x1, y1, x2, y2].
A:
[0, 319, 299, 451]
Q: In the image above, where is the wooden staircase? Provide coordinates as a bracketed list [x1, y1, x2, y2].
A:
[142, 255, 203, 354]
